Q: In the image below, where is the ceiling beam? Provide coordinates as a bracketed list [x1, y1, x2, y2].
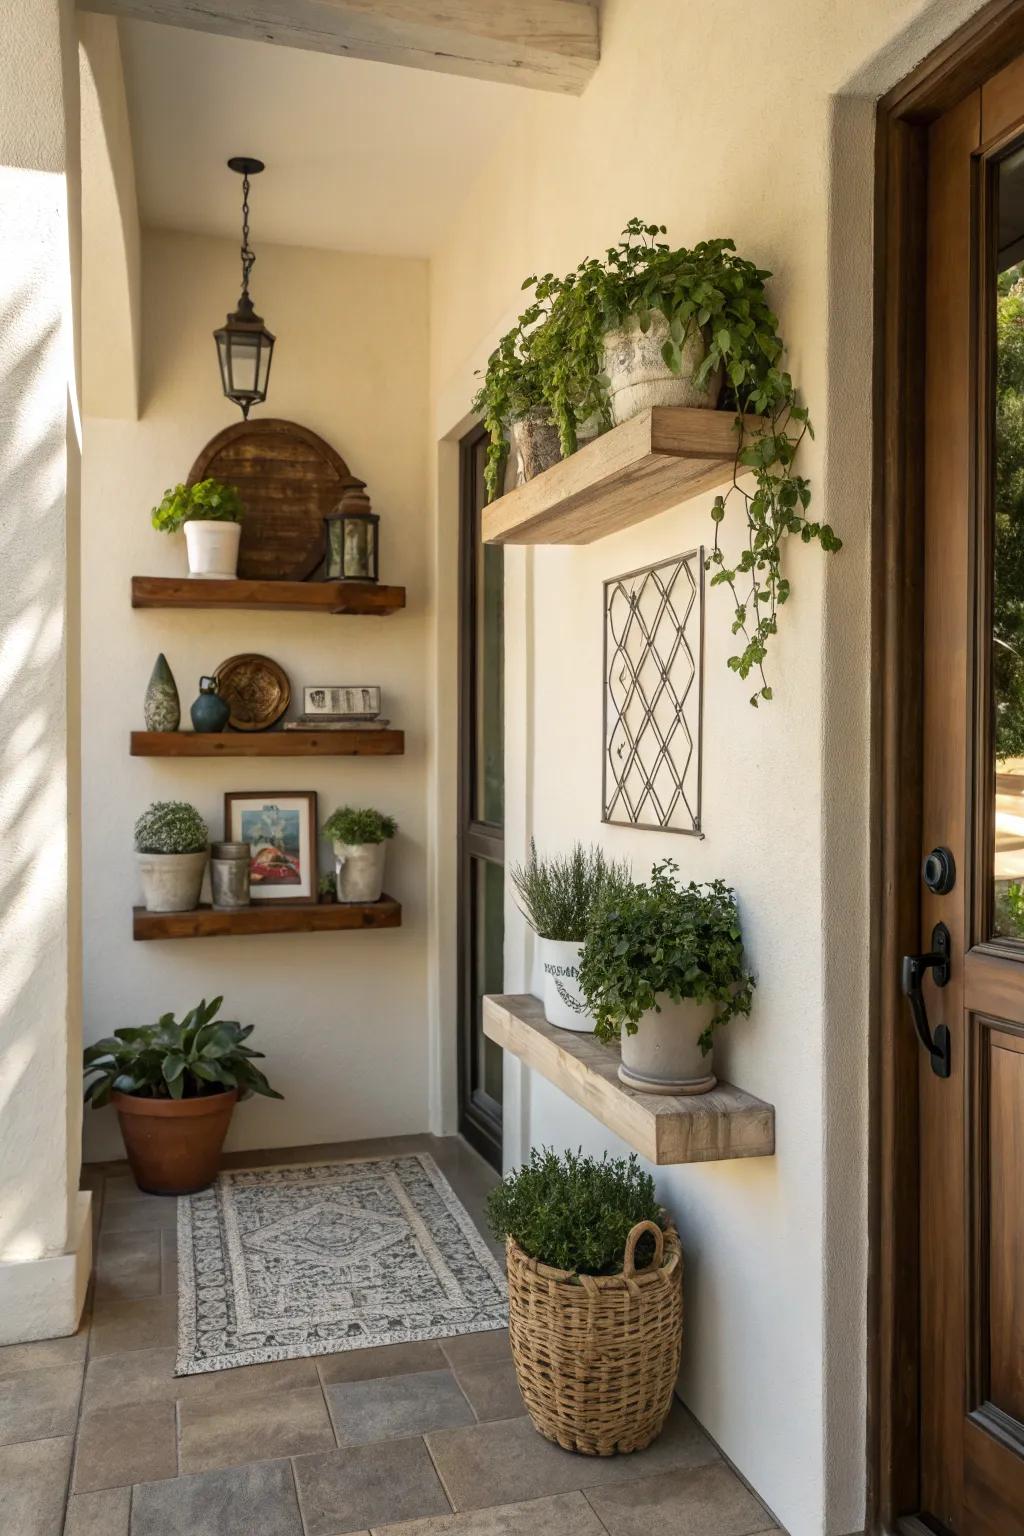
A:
[76, 0, 601, 94]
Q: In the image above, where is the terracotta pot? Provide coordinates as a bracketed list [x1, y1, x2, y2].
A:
[113, 1089, 238, 1195]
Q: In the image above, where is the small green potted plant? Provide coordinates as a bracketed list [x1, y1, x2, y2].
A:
[509, 840, 629, 1032]
[322, 806, 397, 903]
[578, 859, 755, 1095]
[83, 997, 282, 1194]
[487, 1148, 681, 1455]
[150, 478, 244, 579]
[135, 800, 208, 913]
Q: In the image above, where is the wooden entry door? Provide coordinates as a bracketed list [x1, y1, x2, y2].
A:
[918, 56, 1024, 1536]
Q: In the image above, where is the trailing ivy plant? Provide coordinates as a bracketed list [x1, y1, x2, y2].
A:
[577, 859, 755, 1056]
[471, 272, 608, 504]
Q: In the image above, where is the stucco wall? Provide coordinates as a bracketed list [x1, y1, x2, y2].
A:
[0, 0, 91, 1342]
[426, 1, 988, 1532]
[81, 230, 431, 1161]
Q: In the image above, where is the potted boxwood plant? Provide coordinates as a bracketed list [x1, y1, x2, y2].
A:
[135, 800, 208, 913]
[83, 997, 282, 1194]
[487, 1148, 681, 1455]
[509, 840, 629, 1032]
[578, 859, 755, 1095]
[150, 478, 244, 579]
[322, 806, 396, 903]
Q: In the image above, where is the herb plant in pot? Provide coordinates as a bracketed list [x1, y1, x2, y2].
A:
[135, 800, 209, 913]
[150, 478, 244, 579]
[510, 840, 629, 1032]
[579, 859, 755, 1095]
[83, 997, 282, 1194]
[488, 1148, 682, 1455]
[322, 806, 396, 903]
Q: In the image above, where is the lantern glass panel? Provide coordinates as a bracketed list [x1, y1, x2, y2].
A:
[230, 334, 260, 396]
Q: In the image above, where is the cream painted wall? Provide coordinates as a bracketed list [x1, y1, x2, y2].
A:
[426, 1, 989, 1533]
[0, 0, 91, 1344]
[81, 230, 431, 1161]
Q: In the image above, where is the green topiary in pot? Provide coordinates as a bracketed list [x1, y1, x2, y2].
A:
[323, 806, 397, 904]
[322, 806, 397, 845]
[486, 1147, 662, 1276]
[134, 800, 208, 854]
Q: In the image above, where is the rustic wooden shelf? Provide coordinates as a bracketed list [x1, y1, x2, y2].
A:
[483, 994, 775, 1165]
[482, 406, 755, 546]
[131, 577, 406, 615]
[130, 730, 404, 758]
[133, 895, 402, 941]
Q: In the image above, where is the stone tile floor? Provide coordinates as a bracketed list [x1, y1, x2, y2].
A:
[0, 1134, 782, 1536]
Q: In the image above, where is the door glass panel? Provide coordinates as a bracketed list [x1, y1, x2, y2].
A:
[472, 856, 505, 1106]
[474, 512, 504, 825]
[992, 145, 1024, 937]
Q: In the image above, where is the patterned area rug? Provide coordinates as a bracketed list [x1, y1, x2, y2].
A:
[176, 1154, 508, 1376]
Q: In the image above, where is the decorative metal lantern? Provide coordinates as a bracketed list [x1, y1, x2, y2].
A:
[213, 157, 275, 419]
[323, 486, 379, 583]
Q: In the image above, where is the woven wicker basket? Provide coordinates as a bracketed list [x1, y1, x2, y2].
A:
[506, 1217, 682, 1456]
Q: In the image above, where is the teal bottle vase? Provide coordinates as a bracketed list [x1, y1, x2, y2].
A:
[190, 676, 231, 733]
[144, 653, 180, 732]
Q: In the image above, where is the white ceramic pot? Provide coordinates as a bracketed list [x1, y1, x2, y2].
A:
[540, 938, 595, 1033]
[184, 519, 241, 579]
[333, 839, 387, 903]
[601, 312, 722, 426]
[618, 996, 718, 1095]
[137, 849, 208, 913]
[511, 407, 562, 484]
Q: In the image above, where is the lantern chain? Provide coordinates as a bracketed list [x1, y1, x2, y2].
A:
[240, 171, 255, 299]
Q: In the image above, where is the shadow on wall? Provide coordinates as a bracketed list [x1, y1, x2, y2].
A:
[0, 270, 73, 1262]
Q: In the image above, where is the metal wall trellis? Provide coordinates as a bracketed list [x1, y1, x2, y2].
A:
[602, 549, 704, 835]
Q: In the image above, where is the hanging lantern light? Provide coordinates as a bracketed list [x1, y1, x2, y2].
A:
[213, 157, 275, 419]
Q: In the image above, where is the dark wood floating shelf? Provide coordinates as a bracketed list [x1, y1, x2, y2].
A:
[131, 577, 406, 615]
[482, 406, 757, 547]
[130, 730, 404, 758]
[483, 994, 775, 1165]
[133, 895, 402, 941]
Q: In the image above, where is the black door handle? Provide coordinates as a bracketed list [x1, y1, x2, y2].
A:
[901, 922, 952, 1079]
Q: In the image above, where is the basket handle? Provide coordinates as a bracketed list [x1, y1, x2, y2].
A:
[622, 1219, 664, 1278]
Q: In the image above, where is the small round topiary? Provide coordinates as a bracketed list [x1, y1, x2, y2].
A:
[322, 806, 397, 845]
[134, 801, 208, 855]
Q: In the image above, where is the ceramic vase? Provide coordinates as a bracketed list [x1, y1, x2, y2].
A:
[617, 997, 718, 1096]
[184, 519, 241, 579]
[601, 312, 722, 425]
[190, 676, 231, 732]
[511, 407, 562, 484]
[137, 849, 207, 913]
[539, 938, 596, 1032]
[144, 653, 180, 732]
[333, 839, 387, 903]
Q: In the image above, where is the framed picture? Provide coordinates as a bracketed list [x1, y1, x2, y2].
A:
[224, 792, 318, 903]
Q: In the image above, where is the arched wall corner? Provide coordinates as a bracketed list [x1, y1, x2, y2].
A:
[79, 12, 141, 421]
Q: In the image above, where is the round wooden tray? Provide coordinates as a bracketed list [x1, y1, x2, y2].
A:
[214, 653, 291, 732]
[189, 419, 362, 581]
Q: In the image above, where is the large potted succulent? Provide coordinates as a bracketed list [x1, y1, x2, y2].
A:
[150, 478, 244, 579]
[509, 840, 629, 1031]
[322, 805, 396, 903]
[83, 997, 282, 1194]
[135, 800, 209, 913]
[488, 1148, 681, 1455]
[578, 859, 755, 1095]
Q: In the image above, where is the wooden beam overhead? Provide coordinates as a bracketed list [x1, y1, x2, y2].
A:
[77, 0, 601, 94]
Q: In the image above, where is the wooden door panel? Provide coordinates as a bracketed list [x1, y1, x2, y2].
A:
[987, 1030, 1024, 1424]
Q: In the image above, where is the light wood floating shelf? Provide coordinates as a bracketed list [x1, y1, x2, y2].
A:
[482, 406, 756, 546]
[131, 577, 406, 615]
[133, 896, 401, 941]
[130, 730, 404, 758]
[483, 994, 775, 1165]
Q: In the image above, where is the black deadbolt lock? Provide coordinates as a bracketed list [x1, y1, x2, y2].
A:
[923, 846, 956, 895]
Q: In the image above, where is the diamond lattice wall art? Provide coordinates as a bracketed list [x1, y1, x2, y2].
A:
[603, 550, 703, 834]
